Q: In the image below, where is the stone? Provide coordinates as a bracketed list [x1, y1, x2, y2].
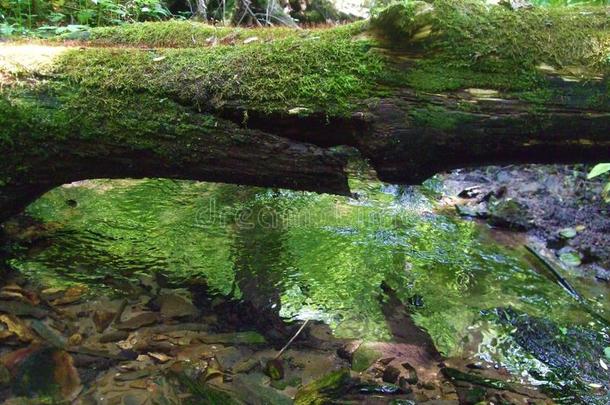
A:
[93, 310, 116, 333]
[117, 312, 159, 331]
[158, 290, 199, 320]
[337, 340, 361, 361]
[593, 265, 610, 282]
[230, 373, 293, 405]
[0, 364, 11, 387]
[68, 333, 83, 346]
[0, 314, 35, 343]
[264, 359, 284, 380]
[40, 287, 67, 301]
[559, 227, 577, 239]
[215, 346, 251, 370]
[455, 204, 477, 218]
[557, 247, 582, 267]
[199, 331, 266, 345]
[99, 330, 130, 343]
[457, 186, 484, 199]
[30, 319, 67, 348]
[0, 300, 49, 319]
[351, 343, 382, 372]
[148, 352, 171, 364]
[488, 198, 532, 231]
[11, 347, 82, 401]
[382, 364, 401, 384]
[50, 285, 87, 306]
[401, 362, 418, 384]
[114, 369, 152, 381]
[232, 358, 260, 374]
[0, 284, 39, 305]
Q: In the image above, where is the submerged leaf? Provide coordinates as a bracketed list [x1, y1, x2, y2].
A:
[587, 163, 610, 179]
[559, 252, 581, 267]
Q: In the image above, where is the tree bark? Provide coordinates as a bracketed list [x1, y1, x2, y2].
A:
[1, 0, 610, 221]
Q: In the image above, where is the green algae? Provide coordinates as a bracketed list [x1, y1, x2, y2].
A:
[294, 369, 352, 405]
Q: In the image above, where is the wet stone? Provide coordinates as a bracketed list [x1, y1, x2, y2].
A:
[114, 369, 152, 382]
[382, 364, 401, 384]
[351, 343, 382, 372]
[11, 347, 82, 401]
[120, 391, 150, 405]
[264, 358, 284, 380]
[117, 312, 159, 330]
[199, 331, 266, 345]
[488, 198, 532, 231]
[0, 363, 11, 386]
[99, 330, 130, 343]
[593, 265, 610, 282]
[0, 314, 35, 343]
[0, 300, 48, 319]
[401, 362, 418, 384]
[40, 287, 66, 302]
[50, 285, 87, 306]
[158, 290, 199, 320]
[93, 310, 116, 333]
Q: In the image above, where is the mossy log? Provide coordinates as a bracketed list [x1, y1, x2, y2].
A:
[2, 0, 610, 221]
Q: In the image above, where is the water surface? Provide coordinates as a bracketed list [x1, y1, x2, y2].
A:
[6, 173, 610, 402]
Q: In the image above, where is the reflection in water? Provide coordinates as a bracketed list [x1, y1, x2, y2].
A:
[5, 175, 610, 401]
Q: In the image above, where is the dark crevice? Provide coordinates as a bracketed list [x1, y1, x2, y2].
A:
[217, 108, 369, 148]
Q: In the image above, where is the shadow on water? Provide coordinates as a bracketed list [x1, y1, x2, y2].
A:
[3, 168, 610, 403]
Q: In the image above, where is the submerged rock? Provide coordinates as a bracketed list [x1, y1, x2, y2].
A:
[488, 198, 532, 231]
[92, 310, 116, 333]
[231, 373, 293, 405]
[264, 358, 284, 380]
[351, 343, 382, 372]
[49, 285, 87, 306]
[158, 289, 199, 320]
[0, 314, 35, 343]
[7, 347, 81, 401]
[117, 312, 160, 330]
[493, 307, 610, 402]
[199, 331, 267, 345]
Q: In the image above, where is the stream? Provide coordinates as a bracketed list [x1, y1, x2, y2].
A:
[1, 164, 609, 404]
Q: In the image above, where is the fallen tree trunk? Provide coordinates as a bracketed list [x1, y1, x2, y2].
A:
[1, 0, 610, 221]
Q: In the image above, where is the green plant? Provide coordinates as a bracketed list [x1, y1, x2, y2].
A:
[587, 163, 610, 202]
[0, 0, 172, 36]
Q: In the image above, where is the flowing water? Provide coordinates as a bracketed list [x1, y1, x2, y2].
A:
[5, 168, 610, 403]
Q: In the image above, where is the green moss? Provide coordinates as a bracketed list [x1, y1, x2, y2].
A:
[53, 32, 384, 115]
[409, 105, 476, 131]
[0, 83, 224, 172]
[85, 19, 368, 48]
[374, 0, 610, 71]
[372, 0, 610, 104]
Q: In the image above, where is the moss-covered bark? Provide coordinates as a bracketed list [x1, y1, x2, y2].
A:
[1, 0, 610, 220]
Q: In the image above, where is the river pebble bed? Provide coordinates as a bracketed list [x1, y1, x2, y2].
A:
[0, 163, 608, 404]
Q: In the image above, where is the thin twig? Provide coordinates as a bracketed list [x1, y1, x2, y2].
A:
[274, 319, 310, 360]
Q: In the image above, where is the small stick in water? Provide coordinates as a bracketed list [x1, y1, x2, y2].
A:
[275, 319, 310, 360]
